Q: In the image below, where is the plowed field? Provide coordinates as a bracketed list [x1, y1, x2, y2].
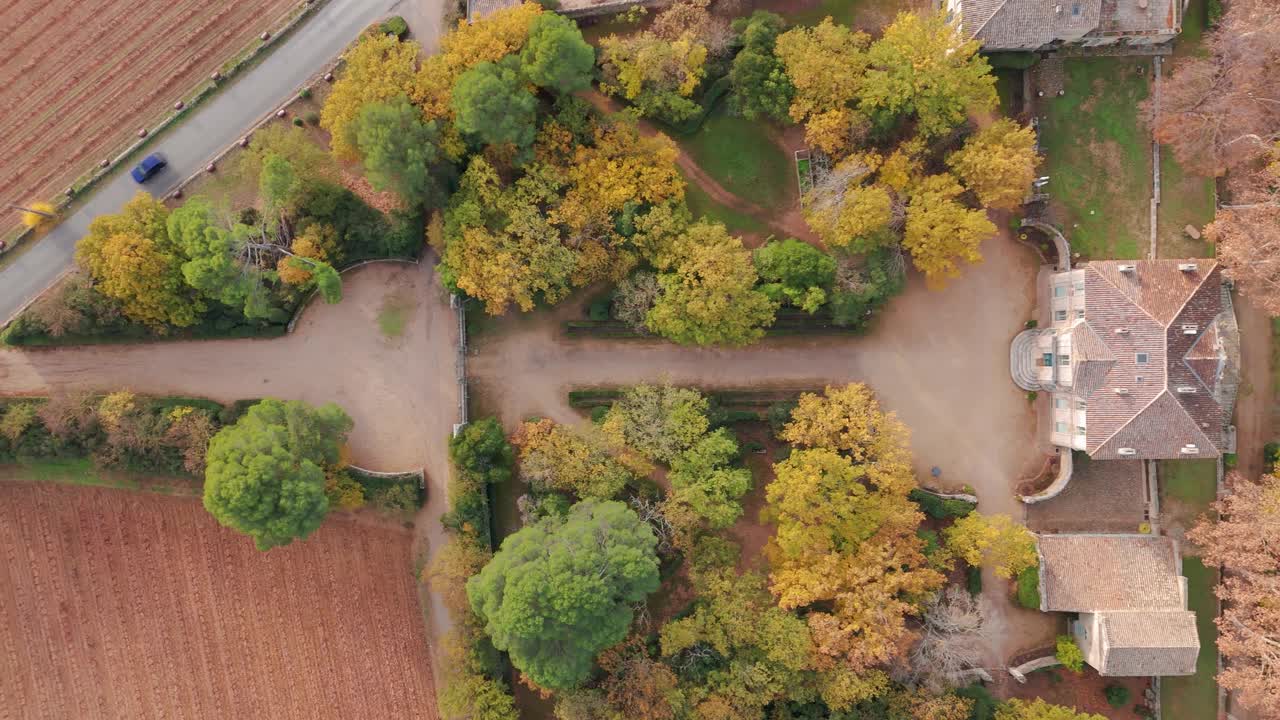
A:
[0, 0, 298, 241]
[0, 480, 439, 720]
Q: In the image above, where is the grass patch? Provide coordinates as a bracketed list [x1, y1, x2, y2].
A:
[1161, 459, 1218, 508]
[1174, 0, 1212, 59]
[995, 68, 1023, 116]
[378, 304, 408, 338]
[782, 0, 902, 30]
[1040, 58, 1152, 259]
[681, 170, 770, 236]
[1157, 145, 1217, 259]
[1160, 557, 1219, 720]
[680, 109, 793, 208]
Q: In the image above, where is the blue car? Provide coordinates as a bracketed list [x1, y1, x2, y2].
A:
[130, 153, 167, 184]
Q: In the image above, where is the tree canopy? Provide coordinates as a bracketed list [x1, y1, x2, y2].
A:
[947, 119, 1040, 210]
[600, 382, 710, 463]
[859, 11, 996, 137]
[202, 399, 352, 550]
[729, 11, 793, 122]
[903, 174, 995, 287]
[467, 499, 660, 690]
[944, 512, 1038, 579]
[452, 56, 539, 154]
[646, 222, 777, 345]
[352, 95, 449, 206]
[598, 31, 708, 123]
[753, 238, 836, 313]
[775, 18, 870, 155]
[521, 13, 595, 94]
[514, 419, 634, 500]
[320, 31, 420, 159]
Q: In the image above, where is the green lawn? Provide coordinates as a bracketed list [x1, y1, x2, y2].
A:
[995, 68, 1023, 117]
[1040, 58, 1153, 259]
[782, 0, 903, 31]
[680, 110, 793, 208]
[1174, 0, 1213, 59]
[1157, 146, 1217, 259]
[1161, 459, 1218, 508]
[4, 457, 197, 495]
[1161, 557, 1219, 720]
[681, 170, 770, 236]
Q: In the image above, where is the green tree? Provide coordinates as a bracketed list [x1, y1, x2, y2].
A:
[858, 11, 997, 138]
[467, 499, 660, 690]
[521, 13, 595, 94]
[600, 382, 709, 463]
[667, 428, 752, 529]
[450, 417, 515, 486]
[729, 11, 793, 122]
[259, 153, 300, 216]
[352, 95, 449, 206]
[647, 221, 777, 346]
[452, 56, 538, 153]
[202, 399, 353, 550]
[753, 238, 836, 313]
[1055, 635, 1085, 673]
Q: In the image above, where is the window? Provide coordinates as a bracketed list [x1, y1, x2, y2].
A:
[1135, 375, 1144, 384]
[1055, 310, 1068, 321]
[1076, 400, 1087, 410]
[1074, 280, 1085, 292]
[1055, 422, 1068, 433]
[1058, 354, 1070, 366]
[1076, 426, 1086, 435]
[1054, 398, 1067, 409]
[1054, 286, 1067, 297]
[1075, 309, 1085, 319]
[1136, 353, 1149, 364]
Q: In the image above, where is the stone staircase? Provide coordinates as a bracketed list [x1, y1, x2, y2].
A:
[1011, 329, 1051, 391]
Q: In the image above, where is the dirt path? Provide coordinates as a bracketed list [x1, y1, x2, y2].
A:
[580, 90, 818, 243]
[0, 261, 460, 652]
[470, 230, 1057, 666]
[1233, 294, 1273, 482]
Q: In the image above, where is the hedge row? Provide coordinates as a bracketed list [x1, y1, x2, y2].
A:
[908, 488, 977, 519]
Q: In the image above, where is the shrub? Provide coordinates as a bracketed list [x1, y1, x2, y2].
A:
[1104, 684, 1131, 709]
[374, 482, 420, 513]
[1266, 442, 1280, 472]
[966, 564, 982, 595]
[1056, 635, 1084, 673]
[1208, 0, 1223, 25]
[955, 684, 998, 720]
[590, 406, 609, 424]
[766, 400, 797, 438]
[380, 15, 409, 38]
[298, 87, 312, 100]
[305, 112, 320, 126]
[292, 117, 304, 127]
[588, 298, 611, 322]
[909, 488, 976, 519]
[1016, 566, 1040, 609]
[917, 528, 941, 557]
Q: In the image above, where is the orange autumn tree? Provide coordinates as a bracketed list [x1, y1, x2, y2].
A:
[320, 31, 421, 159]
[767, 383, 943, 670]
[1187, 472, 1280, 717]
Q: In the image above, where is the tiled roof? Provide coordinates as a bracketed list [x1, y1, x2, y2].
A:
[960, 0, 1101, 49]
[1039, 534, 1185, 612]
[1070, 261, 1234, 459]
[959, 0, 1175, 49]
[1098, 611, 1199, 676]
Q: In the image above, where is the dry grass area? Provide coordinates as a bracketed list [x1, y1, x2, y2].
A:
[0, 480, 439, 720]
[0, 0, 300, 242]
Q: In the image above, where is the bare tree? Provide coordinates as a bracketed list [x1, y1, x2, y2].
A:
[896, 586, 999, 693]
[1145, 0, 1280, 176]
[1208, 204, 1280, 314]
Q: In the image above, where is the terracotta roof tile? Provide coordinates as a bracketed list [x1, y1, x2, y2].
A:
[1039, 535, 1185, 612]
[1098, 611, 1200, 676]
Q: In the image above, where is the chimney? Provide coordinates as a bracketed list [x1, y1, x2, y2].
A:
[1118, 263, 1137, 274]
[1178, 263, 1198, 272]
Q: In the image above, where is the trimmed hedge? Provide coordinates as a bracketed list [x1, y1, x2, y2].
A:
[909, 488, 976, 519]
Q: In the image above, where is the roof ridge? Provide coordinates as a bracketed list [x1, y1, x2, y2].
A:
[1160, 261, 1218, 331]
[1088, 263, 1163, 327]
[1094, 389, 1220, 456]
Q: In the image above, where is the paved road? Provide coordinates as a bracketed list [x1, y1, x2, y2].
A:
[0, 0, 406, 323]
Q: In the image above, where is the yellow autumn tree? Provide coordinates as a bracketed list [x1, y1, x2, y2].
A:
[20, 201, 57, 229]
[947, 118, 1040, 210]
[943, 512, 1038, 579]
[412, 2, 543, 120]
[802, 152, 896, 252]
[775, 18, 870, 156]
[75, 193, 203, 328]
[766, 447, 944, 670]
[903, 174, 994, 287]
[598, 31, 708, 122]
[320, 31, 421, 159]
[781, 383, 916, 496]
[512, 418, 634, 500]
[553, 118, 685, 235]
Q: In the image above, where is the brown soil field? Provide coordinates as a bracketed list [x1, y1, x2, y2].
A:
[0, 480, 439, 720]
[0, 0, 299, 242]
